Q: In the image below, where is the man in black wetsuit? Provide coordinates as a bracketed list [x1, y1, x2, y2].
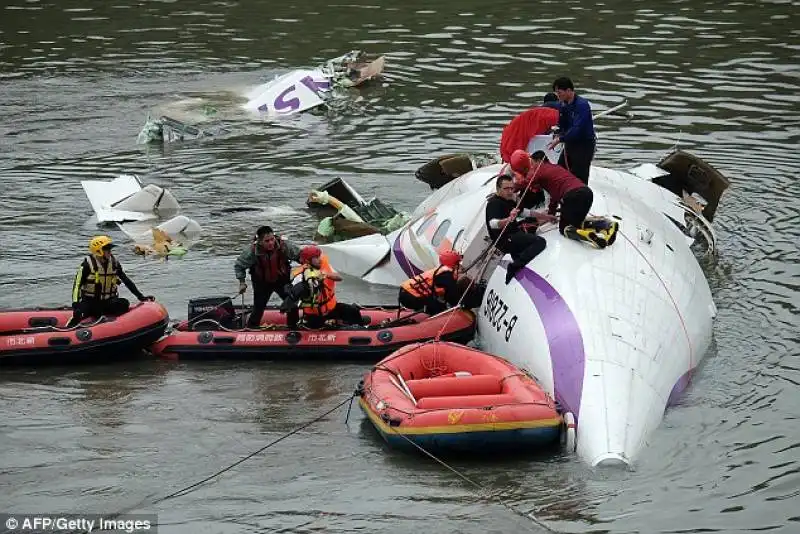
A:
[485, 175, 555, 284]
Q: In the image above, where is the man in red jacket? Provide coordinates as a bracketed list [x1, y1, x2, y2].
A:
[510, 149, 614, 248]
[499, 93, 560, 164]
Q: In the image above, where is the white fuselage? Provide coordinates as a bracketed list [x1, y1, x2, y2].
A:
[320, 160, 717, 467]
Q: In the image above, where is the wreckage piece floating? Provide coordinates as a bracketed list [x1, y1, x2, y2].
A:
[81, 174, 203, 257]
[136, 52, 386, 143]
[245, 51, 385, 116]
[137, 115, 222, 145]
[414, 152, 502, 190]
[307, 177, 409, 242]
[126, 217, 203, 259]
[323, 52, 385, 88]
[243, 69, 328, 116]
[81, 174, 180, 223]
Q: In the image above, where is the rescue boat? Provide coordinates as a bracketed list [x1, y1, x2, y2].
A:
[150, 299, 476, 361]
[0, 301, 170, 366]
[359, 341, 564, 453]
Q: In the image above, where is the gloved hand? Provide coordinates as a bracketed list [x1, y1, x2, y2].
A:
[238, 281, 247, 294]
[139, 295, 155, 302]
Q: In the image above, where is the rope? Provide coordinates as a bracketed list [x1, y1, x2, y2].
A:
[20, 315, 107, 334]
[385, 426, 559, 533]
[615, 228, 695, 384]
[431, 158, 546, 344]
[189, 318, 284, 332]
[152, 395, 354, 503]
[57, 392, 355, 533]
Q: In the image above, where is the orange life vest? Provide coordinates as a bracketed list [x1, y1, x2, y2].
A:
[400, 266, 453, 299]
[290, 263, 336, 316]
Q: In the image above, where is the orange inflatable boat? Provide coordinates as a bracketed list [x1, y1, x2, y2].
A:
[151, 299, 476, 361]
[359, 341, 563, 453]
[0, 301, 169, 366]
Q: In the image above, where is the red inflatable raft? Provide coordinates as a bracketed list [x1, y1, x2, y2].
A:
[359, 341, 563, 453]
[150, 302, 476, 361]
[0, 302, 170, 366]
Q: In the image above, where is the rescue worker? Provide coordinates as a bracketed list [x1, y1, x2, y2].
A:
[398, 249, 463, 316]
[510, 149, 617, 247]
[485, 175, 555, 284]
[547, 77, 596, 184]
[69, 235, 154, 327]
[280, 245, 365, 329]
[234, 225, 301, 329]
[499, 92, 561, 164]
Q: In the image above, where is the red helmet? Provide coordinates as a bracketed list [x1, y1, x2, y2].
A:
[510, 149, 531, 174]
[299, 245, 322, 264]
[439, 249, 462, 268]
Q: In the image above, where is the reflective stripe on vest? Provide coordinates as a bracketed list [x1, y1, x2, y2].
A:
[400, 266, 451, 298]
[291, 265, 336, 316]
[81, 255, 119, 300]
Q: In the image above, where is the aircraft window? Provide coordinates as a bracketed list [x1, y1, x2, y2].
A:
[431, 219, 452, 247]
[453, 228, 464, 248]
[416, 214, 436, 236]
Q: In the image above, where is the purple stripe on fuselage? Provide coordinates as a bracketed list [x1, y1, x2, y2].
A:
[502, 260, 585, 419]
[667, 369, 693, 407]
[393, 232, 424, 278]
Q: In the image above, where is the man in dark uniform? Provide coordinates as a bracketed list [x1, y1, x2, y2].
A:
[485, 175, 555, 284]
[548, 76, 596, 184]
[234, 225, 301, 329]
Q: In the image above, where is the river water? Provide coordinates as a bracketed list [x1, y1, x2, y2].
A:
[1, 0, 798, 532]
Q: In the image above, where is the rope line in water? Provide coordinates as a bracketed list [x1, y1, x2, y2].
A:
[58, 394, 355, 533]
[153, 395, 354, 503]
[386, 427, 560, 533]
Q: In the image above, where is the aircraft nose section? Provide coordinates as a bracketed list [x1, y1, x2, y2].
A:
[574, 361, 669, 468]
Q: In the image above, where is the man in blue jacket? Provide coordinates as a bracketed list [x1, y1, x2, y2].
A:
[548, 77, 596, 184]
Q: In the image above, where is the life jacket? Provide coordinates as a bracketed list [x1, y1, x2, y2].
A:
[290, 264, 336, 316]
[81, 255, 119, 300]
[251, 241, 289, 283]
[400, 266, 453, 299]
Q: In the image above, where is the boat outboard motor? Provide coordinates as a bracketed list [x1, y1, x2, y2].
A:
[188, 297, 237, 330]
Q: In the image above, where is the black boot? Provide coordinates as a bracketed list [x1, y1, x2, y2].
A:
[505, 262, 521, 284]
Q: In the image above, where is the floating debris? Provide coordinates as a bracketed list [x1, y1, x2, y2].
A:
[307, 177, 409, 243]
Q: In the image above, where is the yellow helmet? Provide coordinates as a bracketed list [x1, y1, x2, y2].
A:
[88, 235, 115, 256]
